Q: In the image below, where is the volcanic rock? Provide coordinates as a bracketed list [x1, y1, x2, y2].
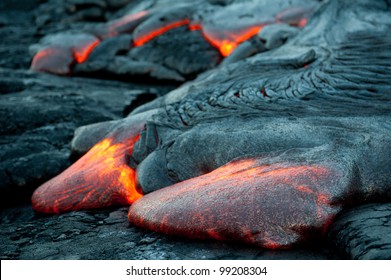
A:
[328, 203, 391, 259]
[2, 0, 391, 259]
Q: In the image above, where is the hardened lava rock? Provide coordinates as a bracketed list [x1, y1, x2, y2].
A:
[31, 0, 391, 254]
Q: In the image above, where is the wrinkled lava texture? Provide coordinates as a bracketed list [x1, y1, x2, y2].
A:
[2, 0, 391, 259]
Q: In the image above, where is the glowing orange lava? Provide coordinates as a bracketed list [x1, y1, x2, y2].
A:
[31, 5, 311, 74]
[32, 135, 142, 214]
[31, 47, 74, 75]
[31, 48, 56, 67]
[31, 36, 101, 74]
[133, 19, 190, 47]
[201, 25, 263, 57]
[73, 39, 100, 63]
[219, 40, 237, 57]
[297, 18, 308, 28]
[130, 14, 263, 57]
[188, 23, 202, 31]
[129, 158, 342, 249]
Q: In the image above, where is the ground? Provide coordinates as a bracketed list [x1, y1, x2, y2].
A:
[1, 0, 390, 260]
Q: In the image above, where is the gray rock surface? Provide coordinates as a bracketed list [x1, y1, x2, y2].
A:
[0, 205, 339, 260]
[328, 204, 391, 260]
[1, 0, 391, 260]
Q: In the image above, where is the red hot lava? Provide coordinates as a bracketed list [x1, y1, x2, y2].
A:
[31, 135, 142, 214]
[201, 25, 264, 57]
[30, 5, 310, 74]
[133, 19, 191, 47]
[128, 158, 343, 249]
[73, 39, 101, 63]
[31, 47, 74, 75]
[31, 109, 158, 213]
[31, 35, 101, 74]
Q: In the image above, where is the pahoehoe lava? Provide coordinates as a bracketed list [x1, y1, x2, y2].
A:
[4, 0, 391, 255]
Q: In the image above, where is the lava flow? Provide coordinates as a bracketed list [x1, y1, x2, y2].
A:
[32, 135, 142, 214]
[129, 158, 342, 249]
[31, 4, 310, 74]
[131, 18, 265, 57]
[31, 35, 101, 74]
[31, 47, 74, 75]
[73, 39, 101, 63]
[129, 8, 309, 56]
[133, 19, 191, 47]
[201, 25, 264, 57]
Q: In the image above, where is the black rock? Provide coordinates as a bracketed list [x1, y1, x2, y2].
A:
[328, 204, 391, 260]
[1, 0, 391, 259]
[0, 205, 340, 260]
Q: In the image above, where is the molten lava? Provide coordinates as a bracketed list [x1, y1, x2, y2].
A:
[128, 6, 308, 57]
[201, 25, 264, 57]
[32, 135, 142, 214]
[31, 35, 101, 73]
[31, 47, 74, 75]
[131, 14, 266, 57]
[73, 39, 101, 63]
[131, 17, 264, 57]
[133, 19, 190, 47]
[297, 18, 308, 28]
[31, 4, 310, 74]
[129, 158, 342, 249]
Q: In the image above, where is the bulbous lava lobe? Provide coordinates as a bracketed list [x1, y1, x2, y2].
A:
[31, 110, 157, 214]
[130, 153, 354, 249]
[31, 0, 391, 249]
[30, 0, 318, 78]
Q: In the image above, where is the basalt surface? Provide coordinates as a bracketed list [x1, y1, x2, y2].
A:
[1, 0, 391, 259]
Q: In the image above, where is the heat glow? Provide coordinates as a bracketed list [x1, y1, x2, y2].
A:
[133, 19, 190, 47]
[31, 36, 101, 74]
[31, 6, 310, 74]
[130, 11, 307, 57]
[201, 25, 264, 57]
[132, 18, 263, 57]
[73, 39, 100, 63]
[129, 158, 341, 249]
[32, 135, 142, 214]
[31, 47, 74, 75]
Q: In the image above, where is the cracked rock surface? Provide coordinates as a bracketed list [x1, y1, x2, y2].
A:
[0, 205, 339, 260]
[1, 0, 391, 260]
[328, 203, 391, 260]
